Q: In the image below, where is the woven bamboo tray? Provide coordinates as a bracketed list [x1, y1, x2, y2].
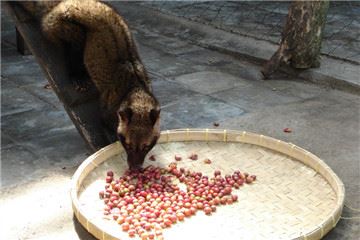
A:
[71, 129, 345, 240]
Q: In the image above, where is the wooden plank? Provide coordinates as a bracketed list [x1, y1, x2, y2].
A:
[16, 27, 31, 55]
[4, 2, 115, 151]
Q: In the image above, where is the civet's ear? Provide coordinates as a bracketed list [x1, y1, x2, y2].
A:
[119, 107, 133, 125]
[149, 108, 160, 126]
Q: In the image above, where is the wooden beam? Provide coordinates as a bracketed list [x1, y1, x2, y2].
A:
[4, 2, 115, 151]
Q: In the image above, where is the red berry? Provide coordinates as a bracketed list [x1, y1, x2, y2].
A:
[204, 206, 212, 215]
[105, 176, 113, 183]
[204, 158, 212, 164]
[168, 162, 177, 169]
[190, 207, 197, 215]
[196, 202, 204, 209]
[189, 153, 198, 160]
[226, 197, 233, 204]
[224, 186, 232, 194]
[111, 207, 120, 214]
[169, 214, 177, 223]
[176, 212, 185, 221]
[107, 202, 115, 209]
[117, 216, 125, 224]
[246, 176, 253, 184]
[144, 222, 151, 231]
[184, 208, 192, 217]
[125, 216, 134, 224]
[141, 232, 149, 240]
[231, 194, 238, 202]
[128, 229, 136, 237]
[99, 190, 104, 199]
[237, 179, 244, 186]
[122, 222, 130, 232]
[174, 154, 182, 161]
[164, 218, 172, 227]
[102, 164, 256, 237]
[283, 127, 292, 133]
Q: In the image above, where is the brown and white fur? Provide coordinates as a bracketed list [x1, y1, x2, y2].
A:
[17, 0, 160, 169]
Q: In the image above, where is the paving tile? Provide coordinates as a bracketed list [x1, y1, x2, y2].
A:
[25, 128, 90, 168]
[212, 83, 301, 111]
[20, 81, 62, 109]
[1, 134, 15, 148]
[162, 94, 245, 127]
[3, 69, 47, 86]
[1, 82, 48, 116]
[174, 71, 249, 94]
[1, 106, 74, 142]
[160, 110, 192, 130]
[152, 79, 198, 107]
[1, 48, 32, 65]
[1, 145, 45, 187]
[262, 79, 326, 100]
[1, 58, 43, 76]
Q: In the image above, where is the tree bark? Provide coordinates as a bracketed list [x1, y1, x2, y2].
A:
[262, 0, 329, 79]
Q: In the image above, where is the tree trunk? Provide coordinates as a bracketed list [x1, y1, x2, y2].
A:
[262, 0, 329, 79]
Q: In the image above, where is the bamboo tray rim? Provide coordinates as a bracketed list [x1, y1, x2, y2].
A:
[70, 128, 345, 240]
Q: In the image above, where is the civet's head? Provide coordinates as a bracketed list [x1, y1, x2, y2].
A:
[117, 89, 160, 170]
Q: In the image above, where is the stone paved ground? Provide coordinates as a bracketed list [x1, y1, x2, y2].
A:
[1, 2, 359, 240]
[139, 1, 360, 64]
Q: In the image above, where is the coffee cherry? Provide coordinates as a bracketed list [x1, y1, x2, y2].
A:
[189, 153, 198, 160]
[128, 229, 136, 237]
[231, 194, 238, 202]
[99, 190, 104, 199]
[204, 206, 212, 215]
[148, 232, 155, 239]
[122, 222, 130, 232]
[204, 158, 212, 164]
[141, 232, 149, 240]
[176, 212, 185, 221]
[101, 164, 256, 239]
[246, 176, 253, 184]
[106, 176, 113, 183]
[174, 155, 182, 161]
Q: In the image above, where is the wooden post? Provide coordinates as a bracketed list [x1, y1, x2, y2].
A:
[262, 0, 329, 79]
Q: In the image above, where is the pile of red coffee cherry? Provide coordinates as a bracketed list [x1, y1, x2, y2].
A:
[99, 154, 256, 240]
